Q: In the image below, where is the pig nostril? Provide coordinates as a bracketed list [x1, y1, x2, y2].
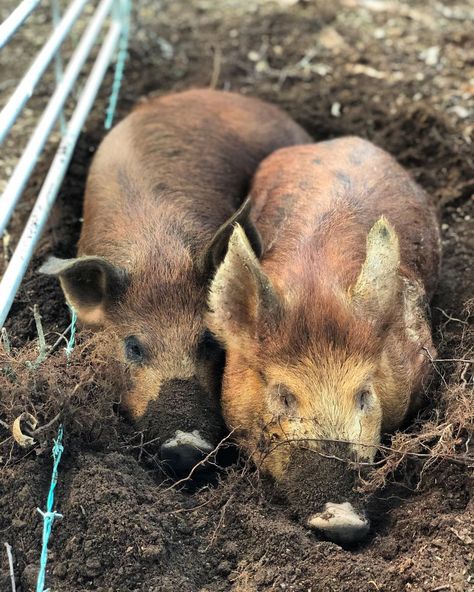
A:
[307, 501, 370, 546]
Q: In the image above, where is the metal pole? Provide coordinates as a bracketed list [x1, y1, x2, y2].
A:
[50, 0, 67, 135]
[0, 0, 115, 237]
[0, 22, 122, 328]
[0, 0, 88, 144]
[0, 0, 42, 50]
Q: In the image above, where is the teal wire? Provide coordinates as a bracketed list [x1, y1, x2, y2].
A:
[35, 4, 131, 591]
[104, 0, 131, 130]
[36, 425, 64, 592]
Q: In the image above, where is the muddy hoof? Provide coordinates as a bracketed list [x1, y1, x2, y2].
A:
[308, 501, 370, 546]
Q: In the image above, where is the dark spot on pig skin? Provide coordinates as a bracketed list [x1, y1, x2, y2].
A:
[153, 181, 172, 194]
[348, 152, 363, 166]
[299, 179, 312, 190]
[312, 158, 322, 165]
[118, 168, 145, 203]
[260, 194, 295, 232]
[336, 171, 352, 190]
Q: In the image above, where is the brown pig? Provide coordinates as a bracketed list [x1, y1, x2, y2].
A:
[208, 137, 441, 542]
[40, 89, 311, 476]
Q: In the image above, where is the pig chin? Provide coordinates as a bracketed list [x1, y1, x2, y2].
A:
[274, 445, 370, 547]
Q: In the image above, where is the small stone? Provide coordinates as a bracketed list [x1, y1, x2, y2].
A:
[22, 564, 37, 589]
[247, 50, 260, 62]
[216, 560, 232, 576]
[420, 46, 440, 66]
[53, 562, 67, 579]
[331, 102, 342, 117]
[142, 544, 164, 560]
[85, 558, 102, 577]
[223, 541, 239, 558]
[84, 539, 94, 554]
[449, 105, 470, 119]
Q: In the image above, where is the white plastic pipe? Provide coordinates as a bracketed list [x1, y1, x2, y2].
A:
[0, 0, 42, 49]
[0, 0, 89, 144]
[0, 0, 115, 237]
[0, 22, 122, 328]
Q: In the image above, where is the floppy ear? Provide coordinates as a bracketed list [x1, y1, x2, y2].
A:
[350, 216, 400, 318]
[208, 224, 280, 350]
[39, 256, 128, 326]
[198, 196, 263, 276]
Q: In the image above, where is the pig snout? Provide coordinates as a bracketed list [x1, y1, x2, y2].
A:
[145, 377, 225, 477]
[308, 501, 369, 545]
[278, 444, 370, 546]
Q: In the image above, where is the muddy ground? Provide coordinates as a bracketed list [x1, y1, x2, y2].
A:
[1, 0, 473, 590]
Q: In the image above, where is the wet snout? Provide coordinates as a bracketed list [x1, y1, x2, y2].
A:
[136, 377, 225, 478]
[279, 443, 370, 546]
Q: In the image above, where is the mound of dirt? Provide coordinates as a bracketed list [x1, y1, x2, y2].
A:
[1, 0, 473, 591]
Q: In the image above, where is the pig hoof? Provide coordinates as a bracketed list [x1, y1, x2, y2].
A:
[308, 502, 369, 546]
[160, 430, 213, 476]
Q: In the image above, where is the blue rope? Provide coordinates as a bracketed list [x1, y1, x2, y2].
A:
[36, 425, 64, 592]
[104, 0, 131, 130]
[65, 304, 77, 359]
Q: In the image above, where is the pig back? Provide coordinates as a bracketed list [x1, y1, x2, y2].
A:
[78, 89, 311, 265]
[250, 137, 441, 298]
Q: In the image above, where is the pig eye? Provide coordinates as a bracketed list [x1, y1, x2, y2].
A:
[276, 385, 297, 412]
[124, 336, 146, 363]
[356, 389, 372, 412]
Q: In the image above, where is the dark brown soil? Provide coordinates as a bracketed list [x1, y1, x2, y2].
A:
[1, 1, 473, 591]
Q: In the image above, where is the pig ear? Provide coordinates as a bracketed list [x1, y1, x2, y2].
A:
[198, 196, 263, 276]
[350, 216, 400, 317]
[39, 256, 128, 326]
[208, 224, 280, 348]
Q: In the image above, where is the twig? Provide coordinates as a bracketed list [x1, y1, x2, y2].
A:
[28, 305, 48, 369]
[3, 542, 16, 592]
[204, 493, 235, 551]
[431, 358, 473, 364]
[47, 322, 73, 356]
[210, 45, 222, 89]
[1, 327, 11, 354]
[435, 307, 468, 326]
[258, 435, 474, 468]
[30, 413, 61, 438]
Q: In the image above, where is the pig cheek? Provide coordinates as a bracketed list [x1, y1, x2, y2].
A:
[350, 403, 382, 463]
[121, 367, 162, 419]
[220, 361, 264, 439]
[257, 416, 307, 482]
